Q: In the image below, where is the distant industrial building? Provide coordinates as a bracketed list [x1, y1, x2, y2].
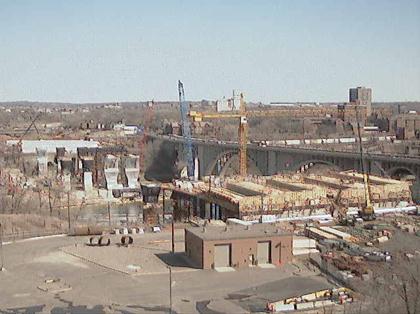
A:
[185, 224, 293, 269]
[349, 87, 372, 116]
[216, 91, 241, 112]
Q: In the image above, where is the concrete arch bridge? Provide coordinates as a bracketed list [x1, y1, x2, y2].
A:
[147, 135, 420, 181]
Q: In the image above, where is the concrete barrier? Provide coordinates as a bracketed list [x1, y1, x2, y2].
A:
[121, 235, 134, 245]
[89, 236, 99, 245]
[296, 302, 314, 310]
[98, 236, 111, 246]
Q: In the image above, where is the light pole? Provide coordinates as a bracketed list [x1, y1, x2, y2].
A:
[0, 223, 4, 271]
[163, 188, 175, 254]
[171, 213, 175, 254]
[67, 191, 71, 230]
[168, 266, 173, 314]
[107, 201, 111, 227]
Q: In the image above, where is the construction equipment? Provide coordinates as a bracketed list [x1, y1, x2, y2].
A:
[355, 106, 375, 221]
[16, 112, 42, 147]
[11, 112, 42, 166]
[139, 101, 154, 177]
[190, 96, 333, 176]
[178, 81, 194, 178]
[190, 93, 248, 176]
[328, 183, 355, 226]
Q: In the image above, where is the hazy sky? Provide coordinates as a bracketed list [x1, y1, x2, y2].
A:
[0, 0, 419, 103]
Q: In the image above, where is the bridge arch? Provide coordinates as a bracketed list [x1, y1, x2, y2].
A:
[292, 159, 340, 173]
[204, 149, 236, 177]
[387, 166, 417, 180]
[204, 150, 262, 177]
[371, 160, 388, 177]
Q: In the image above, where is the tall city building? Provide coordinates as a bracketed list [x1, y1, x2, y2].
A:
[349, 87, 372, 116]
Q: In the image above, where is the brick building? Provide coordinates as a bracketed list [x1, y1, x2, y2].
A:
[337, 104, 367, 124]
[394, 114, 420, 140]
[185, 224, 293, 269]
[349, 87, 372, 116]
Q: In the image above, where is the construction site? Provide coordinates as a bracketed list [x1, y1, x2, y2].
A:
[0, 81, 419, 313]
[2, 1, 420, 311]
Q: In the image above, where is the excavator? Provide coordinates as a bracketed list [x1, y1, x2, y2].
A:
[328, 183, 355, 226]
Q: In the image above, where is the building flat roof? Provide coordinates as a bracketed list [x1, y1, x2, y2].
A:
[7, 139, 99, 154]
[186, 224, 291, 241]
[266, 178, 310, 192]
[226, 181, 265, 196]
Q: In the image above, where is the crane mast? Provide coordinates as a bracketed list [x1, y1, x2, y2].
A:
[355, 106, 375, 220]
[178, 80, 194, 178]
[238, 94, 247, 176]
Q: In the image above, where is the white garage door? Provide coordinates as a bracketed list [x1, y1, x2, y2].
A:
[257, 241, 271, 264]
[214, 244, 230, 267]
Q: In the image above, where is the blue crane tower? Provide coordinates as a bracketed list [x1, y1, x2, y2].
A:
[178, 80, 194, 178]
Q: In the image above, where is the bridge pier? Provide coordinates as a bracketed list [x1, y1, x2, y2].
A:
[267, 151, 277, 175]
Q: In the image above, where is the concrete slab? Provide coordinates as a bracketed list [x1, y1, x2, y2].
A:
[33, 251, 88, 269]
[0, 228, 327, 312]
[214, 267, 236, 272]
[207, 299, 249, 314]
[231, 276, 334, 313]
[37, 279, 72, 294]
[61, 235, 196, 275]
[258, 263, 276, 269]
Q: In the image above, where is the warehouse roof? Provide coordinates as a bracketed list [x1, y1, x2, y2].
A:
[186, 224, 291, 241]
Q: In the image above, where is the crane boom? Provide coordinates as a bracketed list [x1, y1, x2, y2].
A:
[189, 95, 335, 177]
[189, 94, 248, 176]
[189, 107, 335, 121]
[18, 112, 42, 144]
[178, 81, 194, 178]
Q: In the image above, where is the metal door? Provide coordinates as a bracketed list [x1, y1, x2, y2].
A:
[214, 244, 230, 267]
[257, 241, 271, 264]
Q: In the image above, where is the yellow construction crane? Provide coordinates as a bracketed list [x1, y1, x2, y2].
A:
[190, 93, 248, 176]
[190, 95, 335, 176]
[355, 106, 376, 220]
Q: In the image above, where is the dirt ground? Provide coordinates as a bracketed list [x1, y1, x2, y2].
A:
[0, 214, 67, 238]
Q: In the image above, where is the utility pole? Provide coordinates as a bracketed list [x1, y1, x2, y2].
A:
[168, 266, 173, 314]
[0, 223, 4, 271]
[171, 213, 175, 254]
[208, 175, 211, 192]
[67, 191, 71, 230]
[107, 201, 111, 227]
[163, 188, 175, 254]
[162, 188, 166, 218]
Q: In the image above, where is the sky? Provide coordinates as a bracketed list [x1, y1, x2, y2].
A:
[0, 0, 419, 103]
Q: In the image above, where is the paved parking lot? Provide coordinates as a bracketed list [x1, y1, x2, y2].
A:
[0, 230, 333, 313]
[61, 233, 196, 275]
